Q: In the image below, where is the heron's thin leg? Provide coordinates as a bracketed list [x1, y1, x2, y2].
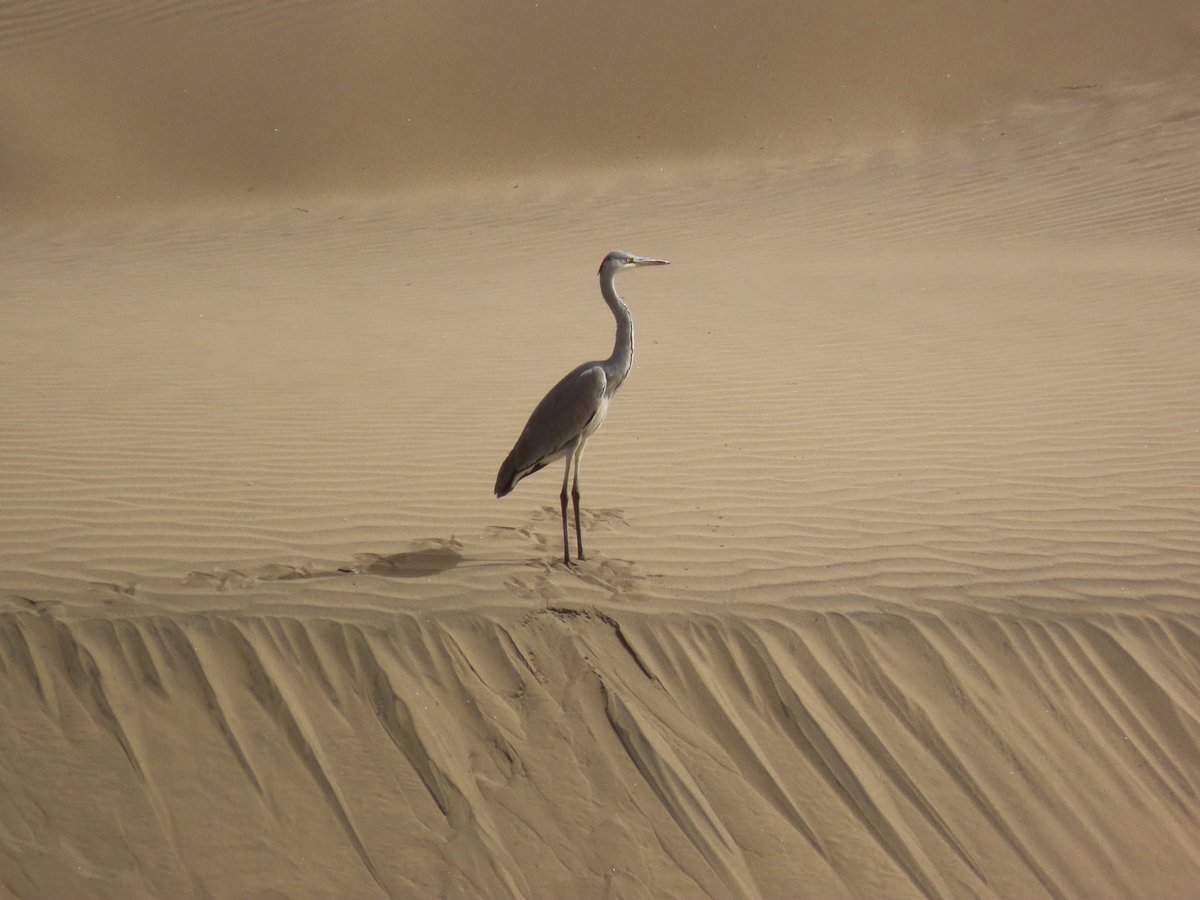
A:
[559, 447, 575, 566]
[571, 439, 587, 560]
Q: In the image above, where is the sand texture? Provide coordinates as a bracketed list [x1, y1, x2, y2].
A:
[3, 2, 1200, 897]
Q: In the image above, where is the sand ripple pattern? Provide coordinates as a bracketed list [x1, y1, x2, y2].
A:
[2, 72, 1200, 898]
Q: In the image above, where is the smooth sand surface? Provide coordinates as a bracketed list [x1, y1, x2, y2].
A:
[3, 2, 1200, 898]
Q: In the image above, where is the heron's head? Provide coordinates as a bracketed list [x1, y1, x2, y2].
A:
[599, 249, 670, 275]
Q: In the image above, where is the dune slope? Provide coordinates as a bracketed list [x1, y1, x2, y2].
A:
[3, 602, 1200, 898]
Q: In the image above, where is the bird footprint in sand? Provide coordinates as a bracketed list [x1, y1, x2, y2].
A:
[572, 557, 648, 601]
[504, 570, 563, 602]
[184, 569, 253, 591]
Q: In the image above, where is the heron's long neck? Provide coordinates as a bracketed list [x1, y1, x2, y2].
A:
[601, 269, 633, 391]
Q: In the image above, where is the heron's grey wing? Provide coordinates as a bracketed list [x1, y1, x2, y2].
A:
[495, 364, 607, 496]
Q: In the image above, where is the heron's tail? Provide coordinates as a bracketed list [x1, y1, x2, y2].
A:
[494, 452, 519, 498]
[495, 450, 547, 497]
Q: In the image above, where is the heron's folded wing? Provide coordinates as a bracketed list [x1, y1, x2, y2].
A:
[517, 363, 607, 465]
[496, 364, 607, 495]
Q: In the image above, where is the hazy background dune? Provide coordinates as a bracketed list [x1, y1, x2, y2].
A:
[2, 0, 1198, 211]
[2, 1, 1199, 897]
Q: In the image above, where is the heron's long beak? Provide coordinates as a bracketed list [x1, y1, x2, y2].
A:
[632, 256, 670, 267]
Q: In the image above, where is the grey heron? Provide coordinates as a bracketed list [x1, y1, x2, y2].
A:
[495, 249, 670, 566]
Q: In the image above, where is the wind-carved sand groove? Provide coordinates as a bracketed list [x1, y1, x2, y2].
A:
[601, 684, 760, 900]
[219, 621, 390, 893]
[4, 603, 1199, 897]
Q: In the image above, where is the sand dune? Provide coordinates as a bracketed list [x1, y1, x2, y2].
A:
[2, 0, 1199, 212]
[5, 603, 1200, 898]
[3, 1, 1200, 897]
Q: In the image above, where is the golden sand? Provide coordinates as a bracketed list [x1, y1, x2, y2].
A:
[2, 2, 1199, 896]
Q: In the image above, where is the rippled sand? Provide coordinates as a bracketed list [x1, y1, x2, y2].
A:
[2, 2, 1199, 897]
